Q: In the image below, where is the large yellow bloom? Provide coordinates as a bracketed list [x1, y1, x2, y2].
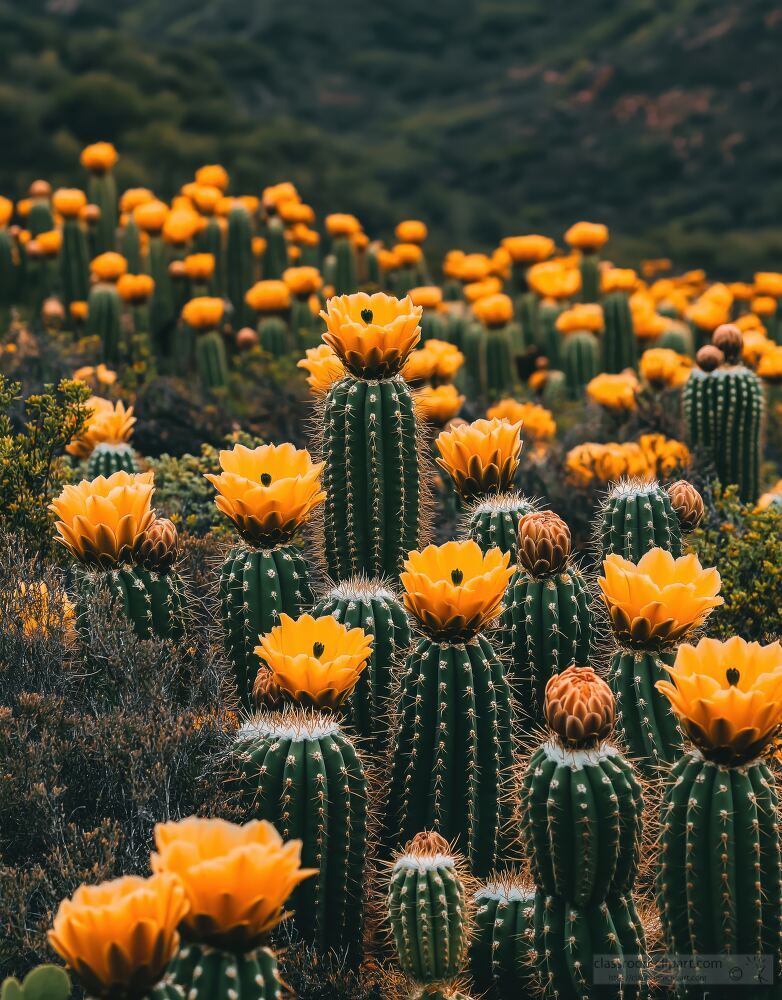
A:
[564, 221, 609, 251]
[639, 348, 693, 389]
[51, 471, 155, 568]
[657, 636, 782, 765]
[80, 142, 118, 174]
[297, 344, 346, 395]
[435, 417, 523, 499]
[181, 296, 224, 330]
[66, 397, 135, 459]
[325, 213, 361, 237]
[757, 345, 782, 383]
[246, 279, 291, 313]
[205, 442, 324, 546]
[599, 548, 723, 650]
[117, 273, 155, 304]
[473, 293, 513, 327]
[402, 345, 439, 383]
[48, 873, 187, 997]
[555, 303, 604, 334]
[53, 188, 87, 219]
[401, 540, 512, 640]
[586, 371, 639, 412]
[320, 291, 422, 378]
[565, 442, 651, 487]
[90, 252, 127, 283]
[501, 235, 555, 264]
[408, 286, 443, 311]
[152, 817, 314, 949]
[415, 383, 465, 424]
[134, 199, 169, 234]
[283, 266, 322, 297]
[754, 272, 782, 299]
[195, 164, 229, 190]
[255, 612, 373, 710]
[601, 268, 638, 295]
[486, 399, 556, 443]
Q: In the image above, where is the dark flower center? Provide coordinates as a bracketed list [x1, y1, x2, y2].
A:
[360, 308, 373, 324]
[726, 667, 740, 686]
[313, 642, 325, 657]
[260, 473, 272, 486]
[451, 568, 464, 585]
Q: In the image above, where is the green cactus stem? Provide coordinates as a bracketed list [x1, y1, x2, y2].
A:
[86, 442, 139, 479]
[88, 172, 117, 254]
[466, 492, 537, 559]
[602, 291, 637, 373]
[471, 879, 537, 999]
[598, 479, 683, 564]
[257, 315, 290, 356]
[60, 219, 90, 309]
[195, 330, 229, 390]
[579, 251, 601, 304]
[262, 218, 289, 279]
[86, 283, 123, 363]
[168, 943, 281, 1000]
[1, 965, 72, 1000]
[609, 648, 681, 773]
[563, 331, 600, 398]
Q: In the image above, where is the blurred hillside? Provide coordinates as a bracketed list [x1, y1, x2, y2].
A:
[2, 0, 781, 272]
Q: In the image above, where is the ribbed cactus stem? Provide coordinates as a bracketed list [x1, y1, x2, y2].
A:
[168, 943, 282, 1000]
[482, 324, 516, 397]
[88, 172, 117, 253]
[466, 492, 536, 558]
[658, 753, 782, 971]
[598, 479, 683, 563]
[87, 283, 123, 363]
[602, 291, 637, 373]
[75, 565, 187, 642]
[60, 218, 89, 309]
[262, 218, 288, 279]
[219, 542, 313, 709]
[579, 251, 601, 303]
[312, 578, 410, 746]
[147, 236, 174, 354]
[384, 634, 515, 876]
[321, 374, 422, 581]
[232, 712, 367, 961]
[86, 442, 139, 479]
[195, 330, 229, 390]
[226, 205, 254, 328]
[471, 880, 537, 999]
[562, 331, 600, 398]
[609, 648, 681, 773]
[257, 315, 290, 356]
[332, 237, 357, 295]
[537, 301, 563, 363]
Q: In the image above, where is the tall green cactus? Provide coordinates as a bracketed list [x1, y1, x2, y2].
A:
[227, 204, 254, 328]
[471, 879, 537, 999]
[610, 649, 681, 771]
[232, 712, 367, 961]
[147, 236, 175, 355]
[86, 283, 123, 363]
[482, 324, 515, 396]
[598, 479, 683, 563]
[579, 251, 601, 303]
[682, 328, 764, 503]
[312, 579, 410, 745]
[321, 374, 421, 581]
[537, 301, 563, 363]
[195, 330, 229, 389]
[60, 219, 89, 309]
[169, 943, 280, 1000]
[602, 291, 637, 373]
[384, 634, 514, 876]
[467, 492, 536, 559]
[257, 315, 290, 356]
[88, 172, 118, 254]
[220, 544, 313, 708]
[86, 442, 139, 479]
[121, 216, 142, 273]
[263, 218, 288, 279]
[332, 237, 357, 295]
[387, 833, 471, 999]
[562, 331, 600, 398]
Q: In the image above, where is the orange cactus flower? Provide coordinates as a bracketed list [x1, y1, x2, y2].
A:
[472, 293, 513, 327]
[195, 164, 229, 191]
[181, 296, 224, 331]
[501, 234, 555, 264]
[435, 417, 523, 499]
[320, 291, 422, 378]
[90, 252, 127, 283]
[297, 344, 346, 395]
[53, 188, 88, 219]
[564, 221, 609, 252]
[245, 279, 291, 313]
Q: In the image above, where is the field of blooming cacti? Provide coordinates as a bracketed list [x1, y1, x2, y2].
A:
[3, 143, 782, 1000]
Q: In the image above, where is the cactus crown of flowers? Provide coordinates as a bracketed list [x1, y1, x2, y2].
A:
[320, 291, 422, 378]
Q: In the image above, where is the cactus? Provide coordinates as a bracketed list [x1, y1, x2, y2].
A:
[387, 832, 471, 998]
[385, 634, 515, 876]
[602, 291, 637, 373]
[86, 441, 139, 478]
[471, 879, 537, 999]
[227, 205, 255, 328]
[466, 492, 536, 559]
[562, 331, 600, 398]
[537, 301, 563, 367]
[169, 943, 280, 1000]
[657, 322, 694, 356]
[598, 479, 683, 563]
[498, 512, 593, 715]
[232, 711, 367, 960]
[482, 324, 515, 396]
[75, 562, 186, 643]
[148, 236, 175, 355]
[200, 217, 224, 295]
[682, 327, 764, 503]
[88, 173, 117, 254]
[121, 215, 142, 273]
[461, 322, 486, 398]
[195, 330, 229, 389]
[258, 315, 290, 356]
[312, 579, 410, 744]
[263, 217, 288, 279]
[86, 282, 123, 363]
[333, 237, 357, 295]
[1, 965, 71, 1000]
[60, 219, 90, 309]
[658, 753, 782, 986]
[0, 227, 14, 318]
[610, 649, 681, 770]
[579, 251, 601, 303]
[220, 544, 313, 708]
[321, 374, 421, 581]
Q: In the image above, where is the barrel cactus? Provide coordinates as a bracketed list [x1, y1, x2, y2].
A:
[385, 540, 515, 876]
[597, 478, 684, 564]
[206, 442, 323, 707]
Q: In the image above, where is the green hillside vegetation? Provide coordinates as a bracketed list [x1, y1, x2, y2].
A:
[1, 0, 781, 272]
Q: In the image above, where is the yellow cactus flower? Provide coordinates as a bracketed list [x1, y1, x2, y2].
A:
[189, 184, 222, 216]
[394, 242, 423, 266]
[119, 188, 154, 214]
[90, 252, 127, 283]
[463, 277, 503, 303]
[73, 363, 117, 388]
[395, 219, 428, 244]
[181, 296, 224, 331]
[263, 181, 299, 211]
[297, 344, 346, 395]
[79, 142, 118, 174]
[752, 295, 778, 318]
[152, 817, 314, 949]
[195, 164, 229, 191]
[255, 612, 373, 710]
[601, 268, 638, 295]
[245, 279, 291, 313]
[163, 207, 201, 245]
[283, 266, 322, 297]
[741, 328, 772, 367]
[415, 383, 465, 424]
[422, 338, 464, 379]
[637, 432, 690, 477]
[757, 345, 782, 382]
[401, 539, 513, 640]
[133, 199, 169, 234]
[48, 873, 187, 997]
[599, 548, 723, 650]
[526, 260, 581, 300]
[408, 286, 443, 310]
[50, 471, 155, 568]
[320, 291, 422, 378]
[586, 371, 639, 412]
[501, 234, 555, 264]
[657, 636, 782, 765]
[69, 301, 89, 322]
[183, 253, 215, 282]
[52, 188, 87, 219]
[402, 346, 439, 383]
[435, 417, 523, 499]
[0, 196, 12, 227]
[473, 293, 513, 327]
[116, 272, 155, 304]
[66, 397, 135, 459]
[454, 252, 492, 284]
[754, 272, 782, 299]
[555, 303, 604, 334]
[205, 442, 325, 546]
[486, 399, 556, 443]
[639, 348, 693, 389]
[36, 229, 62, 257]
[277, 199, 315, 225]
[564, 221, 609, 251]
[325, 213, 361, 237]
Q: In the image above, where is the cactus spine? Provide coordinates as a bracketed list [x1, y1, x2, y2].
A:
[169, 942, 281, 1000]
[321, 374, 421, 581]
[312, 579, 410, 745]
[232, 712, 367, 961]
[86, 442, 139, 479]
[387, 833, 472, 1000]
[385, 634, 514, 876]
[609, 649, 681, 772]
[467, 493, 536, 559]
[563, 331, 600, 398]
[598, 479, 683, 563]
[220, 545, 313, 708]
[471, 879, 537, 999]
[602, 291, 637, 373]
